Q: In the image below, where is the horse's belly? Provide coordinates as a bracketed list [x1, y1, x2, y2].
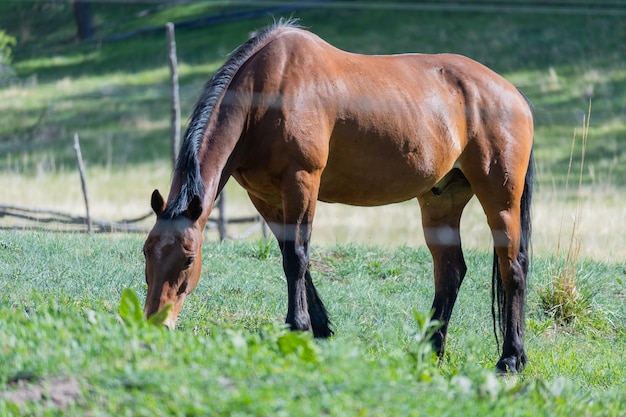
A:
[318, 162, 440, 206]
[318, 125, 460, 206]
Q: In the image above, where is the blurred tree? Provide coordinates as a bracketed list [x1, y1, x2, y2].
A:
[73, 1, 95, 40]
[0, 29, 17, 85]
[0, 29, 16, 63]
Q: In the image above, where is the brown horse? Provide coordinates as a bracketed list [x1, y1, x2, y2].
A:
[143, 19, 534, 373]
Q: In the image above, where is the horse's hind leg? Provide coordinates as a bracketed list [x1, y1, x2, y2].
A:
[482, 201, 528, 372]
[461, 151, 532, 373]
[418, 170, 474, 357]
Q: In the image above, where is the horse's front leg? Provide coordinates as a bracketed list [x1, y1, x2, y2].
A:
[282, 200, 335, 337]
[424, 240, 467, 356]
[280, 238, 332, 337]
[282, 235, 313, 332]
[250, 189, 333, 337]
[282, 170, 333, 337]
[304, 268, 332, 337]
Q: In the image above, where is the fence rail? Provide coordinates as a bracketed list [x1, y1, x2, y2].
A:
[0, 200, 265, 239]
[0, 202, 150, 233]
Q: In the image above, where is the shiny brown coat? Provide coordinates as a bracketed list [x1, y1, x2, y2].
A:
[143, 21, 534, 373]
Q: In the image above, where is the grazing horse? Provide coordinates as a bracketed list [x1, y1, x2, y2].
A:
[143, 19, 534, 373]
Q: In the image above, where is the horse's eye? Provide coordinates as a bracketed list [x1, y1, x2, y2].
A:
[183, 256, 195, 269]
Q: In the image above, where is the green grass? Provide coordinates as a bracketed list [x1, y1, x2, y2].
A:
[1, 232, 625, 415]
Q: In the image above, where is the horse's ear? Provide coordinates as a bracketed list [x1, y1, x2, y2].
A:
[186, 195, 203, 222]
[151, 189, 166, 217]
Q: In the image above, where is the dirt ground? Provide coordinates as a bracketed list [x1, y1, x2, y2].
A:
[1, 376, 80, 411]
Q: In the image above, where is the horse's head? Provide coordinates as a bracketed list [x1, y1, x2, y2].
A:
[143, 190, 204, 328]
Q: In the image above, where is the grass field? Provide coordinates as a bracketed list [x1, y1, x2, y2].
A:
[1, 232, 625, 415]
[1, 1, 626, 415]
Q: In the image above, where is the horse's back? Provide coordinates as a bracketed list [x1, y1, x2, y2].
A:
[235, 27, 533, 206]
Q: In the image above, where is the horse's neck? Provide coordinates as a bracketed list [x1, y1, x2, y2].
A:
[195, 102, 248, 218]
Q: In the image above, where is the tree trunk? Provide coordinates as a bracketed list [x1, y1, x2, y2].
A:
[73, 1, 95, 40]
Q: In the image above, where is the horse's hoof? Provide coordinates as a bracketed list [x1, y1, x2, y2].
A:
[496, 352, 527, 374]
[312, 323, 333, 339]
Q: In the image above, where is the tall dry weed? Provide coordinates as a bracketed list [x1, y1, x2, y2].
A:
[538, 99, 592, 325]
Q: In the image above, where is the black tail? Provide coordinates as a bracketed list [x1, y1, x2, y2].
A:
[492, 149, 534, 347]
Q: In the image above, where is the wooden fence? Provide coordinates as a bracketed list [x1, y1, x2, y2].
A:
[1, 23, 265, 240]
[0, 198, 264, 239]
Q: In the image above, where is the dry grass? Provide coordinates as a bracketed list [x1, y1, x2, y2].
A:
[2, 164, 625, 264]
[0, 162, 171, 230]
[538, 101, 594, 325]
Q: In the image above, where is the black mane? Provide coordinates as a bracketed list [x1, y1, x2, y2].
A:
[161, 18, 300, 219]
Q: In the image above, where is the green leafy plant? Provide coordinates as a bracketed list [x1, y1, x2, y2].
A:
[407, 309, 442, 377]
[276, 331, 319, 363]
[252, 238, 275, 260]
[118, 287, 170, 327]
[0, 29, 16, 64]
[0, 29, 17, 85]
[367, 259, 402, 279]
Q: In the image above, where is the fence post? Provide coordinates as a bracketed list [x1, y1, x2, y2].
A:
[73, 133, 92, 233]
[165, 22, 234, 242]
[216, 194, 227, 241]
[166, 22, 181, 168]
